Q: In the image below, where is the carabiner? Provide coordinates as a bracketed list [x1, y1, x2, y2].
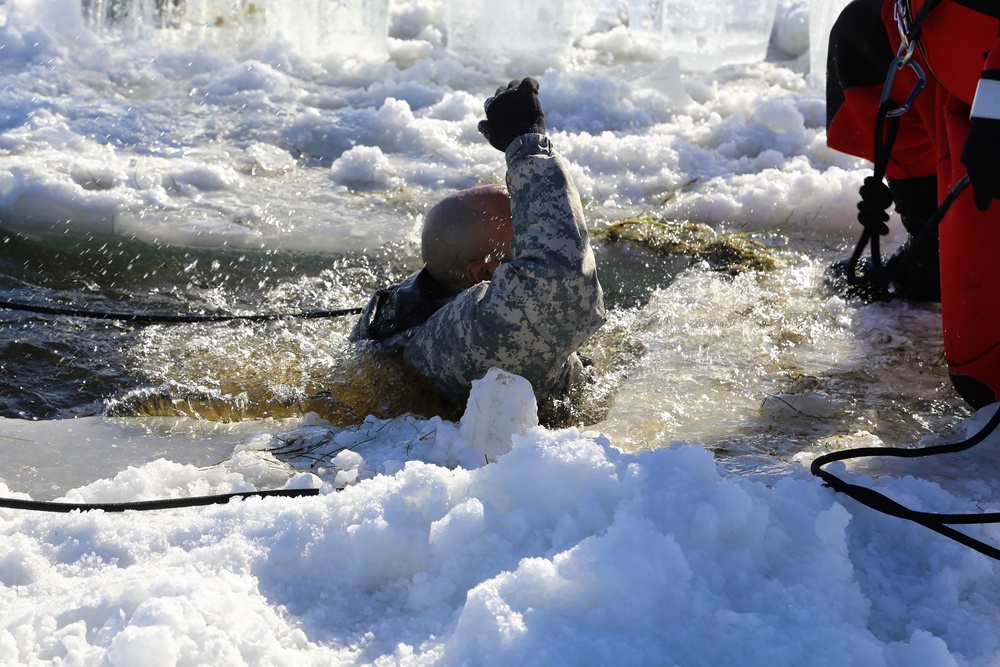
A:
[879, 49, 926, 117]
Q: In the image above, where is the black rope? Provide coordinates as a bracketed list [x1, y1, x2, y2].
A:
[820, 172, 988, 560]
[0, 298, 362, 324]
[843, 0, 944, 296]
[812, 404, 1000, 561]
[0, 487, 320, 513]
[845, 102, 901, 296]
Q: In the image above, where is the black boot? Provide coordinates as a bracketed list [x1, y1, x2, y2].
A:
[950, 373, 997, 410]
[827, 174, 940, 302]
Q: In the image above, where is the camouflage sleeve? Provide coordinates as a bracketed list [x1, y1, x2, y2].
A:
[402, 134, 606, 402]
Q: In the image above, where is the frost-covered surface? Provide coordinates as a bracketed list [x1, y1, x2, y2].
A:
[0, 0, 859, 252]
[3, 398, 1000, 665]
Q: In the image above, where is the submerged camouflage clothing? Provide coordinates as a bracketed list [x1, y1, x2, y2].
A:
[351, 133, 606, 402]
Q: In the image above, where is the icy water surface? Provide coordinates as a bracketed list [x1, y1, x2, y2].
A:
[0, 0, 972, 467]
[0, 221, 970, 466]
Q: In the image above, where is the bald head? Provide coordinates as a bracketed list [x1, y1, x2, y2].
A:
[421, 185, 513, 292]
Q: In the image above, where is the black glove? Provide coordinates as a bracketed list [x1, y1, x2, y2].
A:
[962, 73, 1000, 212]
[477, 77, 546, 152]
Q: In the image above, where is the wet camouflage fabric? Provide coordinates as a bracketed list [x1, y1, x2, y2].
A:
[359, 133, 606, 402]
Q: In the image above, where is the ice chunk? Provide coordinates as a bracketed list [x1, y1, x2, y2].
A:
[460, 368, 539, 463]
[446, 0, 583, 65]
[81, 0, 389, 60]
[771, 0, 810, 58]
[629, 0, 780, 72]
[627, 0, 658, 35]
[630, 57, 690, 105]
[808, 0, 852, 90]
[265, 0, 389, 60]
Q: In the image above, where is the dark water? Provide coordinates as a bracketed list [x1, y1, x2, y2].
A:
[1, 224, 971, 463]
[0, 230, 410, 419]
[0, 217, 690, 424]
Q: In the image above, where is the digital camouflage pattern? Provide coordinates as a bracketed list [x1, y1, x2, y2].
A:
[355, 133, 606, 403]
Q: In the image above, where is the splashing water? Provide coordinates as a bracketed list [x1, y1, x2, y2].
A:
[4, 3, 999, 665]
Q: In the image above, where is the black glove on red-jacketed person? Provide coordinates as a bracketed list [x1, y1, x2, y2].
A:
[477, 77, 547, 152]
[962, 70, 1000, 212]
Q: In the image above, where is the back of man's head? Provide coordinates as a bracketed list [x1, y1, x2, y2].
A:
[421, 185, 513, 292]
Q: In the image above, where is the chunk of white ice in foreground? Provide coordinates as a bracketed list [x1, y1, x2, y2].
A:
[460, 368, 539, 463]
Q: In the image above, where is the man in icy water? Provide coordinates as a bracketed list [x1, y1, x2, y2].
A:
[350, 77, 606, 404]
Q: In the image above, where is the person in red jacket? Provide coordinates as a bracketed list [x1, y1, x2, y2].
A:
[826, 0, 1000, 409]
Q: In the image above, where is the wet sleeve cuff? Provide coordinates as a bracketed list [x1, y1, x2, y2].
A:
[505, 134, 552, 166]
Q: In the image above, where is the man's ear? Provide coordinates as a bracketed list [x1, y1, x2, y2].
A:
[464, 259, 494, 285]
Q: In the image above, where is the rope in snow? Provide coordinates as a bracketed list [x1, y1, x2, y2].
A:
[811, 404, 1000, 561]
[0, 487, 319, 513]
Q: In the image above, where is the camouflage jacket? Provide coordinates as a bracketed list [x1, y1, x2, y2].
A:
[351, 133, 606, 402]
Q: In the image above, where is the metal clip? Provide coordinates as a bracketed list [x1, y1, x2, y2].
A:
[879, 42, 926, 117]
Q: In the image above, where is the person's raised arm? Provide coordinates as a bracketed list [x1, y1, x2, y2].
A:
[401, 78, 605, 401]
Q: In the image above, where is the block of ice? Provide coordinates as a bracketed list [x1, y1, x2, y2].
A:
[627, 0, 660, 34]
[808, 0, 852, 90]
[446, 0, 584, 65]
[459, 368, 539, 463]
[629, 57, 690, 105]
[80, 0, 153, 33]
[265, 0, 389, 60]
[772, 0, 809, 58]
[629, 0, 780, 72]
[81, 0, 389, 60]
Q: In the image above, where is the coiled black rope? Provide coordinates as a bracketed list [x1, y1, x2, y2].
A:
[812, 404, 1000, 561]
[844, 102, 902, 297]
[0, 298, 362, 324]
[0, 487, 320, 513]
[815, 173, 992, 560]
